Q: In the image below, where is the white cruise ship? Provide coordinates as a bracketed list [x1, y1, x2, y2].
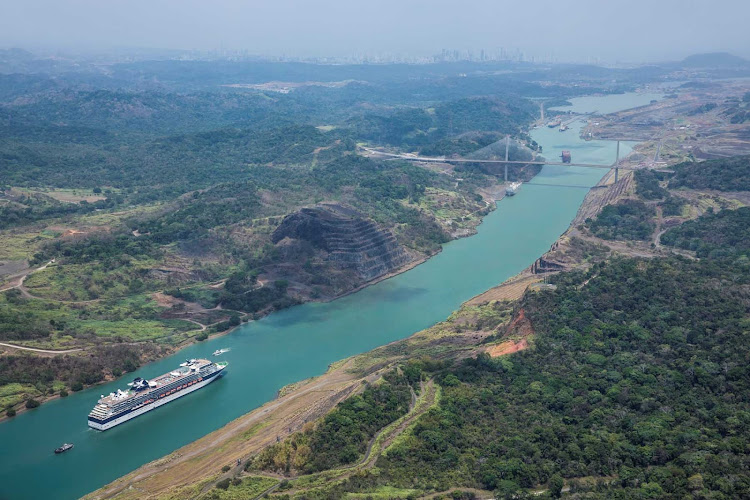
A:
[505, 181, 522, 196]
[88, 358, 227, 431]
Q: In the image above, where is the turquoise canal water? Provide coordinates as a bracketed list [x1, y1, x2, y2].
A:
[0, 93, 650, 500]
[550, 92, 663, 115]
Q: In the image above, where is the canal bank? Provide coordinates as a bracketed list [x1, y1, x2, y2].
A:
[0, 92, 659, 500]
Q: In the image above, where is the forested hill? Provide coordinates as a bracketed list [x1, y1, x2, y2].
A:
[661, 206, 750, 258]
[257, 204, 750, 498]
[1, 124, 341, 191]
[374, 255, 750, 498]
[669, 155, 750, 191]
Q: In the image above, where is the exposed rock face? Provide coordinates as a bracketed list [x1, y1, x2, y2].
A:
[531, 256, 566, 274]
[272, 204, 411, 282]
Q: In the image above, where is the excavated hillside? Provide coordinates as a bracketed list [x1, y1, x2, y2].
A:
[271, 204, 413, 286]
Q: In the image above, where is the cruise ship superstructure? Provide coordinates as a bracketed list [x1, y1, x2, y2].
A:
[88, 358, 227, 431]
[505, 181, 522, 196]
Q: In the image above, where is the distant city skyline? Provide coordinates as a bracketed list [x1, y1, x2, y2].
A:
[4, 44, 741, 69]
[2, 0, 749, 64]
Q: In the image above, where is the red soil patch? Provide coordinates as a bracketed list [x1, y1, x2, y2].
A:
[487, 338, 529, 358]
[505, 308, 535, 337]
[486, 308, 535, 358]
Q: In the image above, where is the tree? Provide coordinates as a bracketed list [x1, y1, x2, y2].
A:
[549, 474, 564, 498]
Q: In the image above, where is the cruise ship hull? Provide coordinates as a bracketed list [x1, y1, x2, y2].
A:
[88, 365, 225, 431]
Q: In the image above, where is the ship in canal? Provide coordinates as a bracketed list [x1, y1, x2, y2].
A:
[54, 443, 74, 454]
[505, 181, 522, 196]
[88, 358, 227, 431]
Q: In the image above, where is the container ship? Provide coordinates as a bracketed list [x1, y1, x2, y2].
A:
[505, 181, 522, 196]
[88, 359, 227, 431]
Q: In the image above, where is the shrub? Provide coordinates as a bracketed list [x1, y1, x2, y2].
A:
[60, 390, 68, 397]
[71, 382, 84, 392]
[215, 478, 231, 490]
[221, 465, 231, 473]
[25, 399, 40, 409]
[6, 408, 16, 417]
[196, 332, 208, 341]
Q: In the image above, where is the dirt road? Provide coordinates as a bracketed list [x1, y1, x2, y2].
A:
[0, 342, 82, 354]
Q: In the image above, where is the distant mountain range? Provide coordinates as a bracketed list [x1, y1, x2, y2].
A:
[680, 52, 749, 68]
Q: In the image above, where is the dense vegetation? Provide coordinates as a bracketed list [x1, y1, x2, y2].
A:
[634, 169, 686, 217]
[661, 206, 750, 258]
[419, 132, 503, 157]
[306, 247, 750, 498]
[669, 156, 750, 191]
[251, 370, 413, 474]
[0, 343, 162, 390]
[634, 169, 668, 200]
[346, 96, 536, 150]
[0, 343, 165, 414]
[586, 199, 656, 241]
[0, 125, 340, 198]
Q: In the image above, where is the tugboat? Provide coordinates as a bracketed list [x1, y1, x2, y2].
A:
[54, 443, 74, 454]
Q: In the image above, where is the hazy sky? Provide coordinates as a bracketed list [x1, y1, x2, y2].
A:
[2, 0, 749, 62]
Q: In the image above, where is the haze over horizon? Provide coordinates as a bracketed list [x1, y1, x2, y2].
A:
[2, 0, 749, 64]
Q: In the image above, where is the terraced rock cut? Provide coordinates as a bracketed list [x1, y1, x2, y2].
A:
[272, 205, 412, 281]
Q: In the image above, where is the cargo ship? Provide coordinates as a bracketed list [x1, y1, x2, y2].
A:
[88, 359, 227, 431]
[505, 181, 522, 196]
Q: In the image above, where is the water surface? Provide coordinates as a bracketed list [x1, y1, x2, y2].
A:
[550, 92, 663, 115]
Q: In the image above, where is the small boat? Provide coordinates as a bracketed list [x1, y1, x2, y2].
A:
[212, 348, 230, 356]
[54, 443, 73, 454]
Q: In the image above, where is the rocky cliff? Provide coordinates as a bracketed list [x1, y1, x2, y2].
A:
[271, 204, 412, 282]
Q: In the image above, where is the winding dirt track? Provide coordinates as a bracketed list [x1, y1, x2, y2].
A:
[0, 342, 82, 354]
[246, 379, 439, 499]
